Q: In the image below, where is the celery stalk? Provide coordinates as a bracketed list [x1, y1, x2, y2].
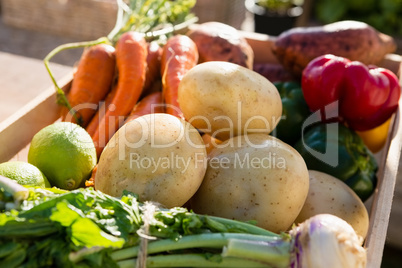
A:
[117, 253, 270, 268]
[222, 238, 291, 268]
[111, 233, 280, 261]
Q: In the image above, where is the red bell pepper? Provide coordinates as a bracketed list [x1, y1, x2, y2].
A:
[301, 54, 401, 131]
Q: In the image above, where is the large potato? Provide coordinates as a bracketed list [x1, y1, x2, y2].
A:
[190, 134, 309, 233]
[178, 61, 282, 141]
[95, 113, 207, 208]
[295, 170, 369, 239]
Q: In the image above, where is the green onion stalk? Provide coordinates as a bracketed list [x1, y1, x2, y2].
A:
[0, 177, 366, 268]
[111, 214, 367, 268]
[43, 0, 198, 125]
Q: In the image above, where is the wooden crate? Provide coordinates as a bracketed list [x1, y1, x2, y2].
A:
[1, 0, 117, 40]
[0, 31, 401, 268]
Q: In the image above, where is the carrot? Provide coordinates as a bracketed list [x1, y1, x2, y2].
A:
[142, 41, 163, 96]
[202, 134, 223, 155]
[85, 84, 118, 137]
[62, 44, 116, 127]
[85, 164, 97, 188]
[161, 35, 199, 119]
[125, 91, 165, 124]
[91, 31, 148, 157]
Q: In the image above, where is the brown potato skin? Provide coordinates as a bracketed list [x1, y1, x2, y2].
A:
[272, 20, 397, 78]
[187, 22, 254, 69]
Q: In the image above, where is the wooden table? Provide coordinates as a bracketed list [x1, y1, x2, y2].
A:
[0, 51, 73, 122]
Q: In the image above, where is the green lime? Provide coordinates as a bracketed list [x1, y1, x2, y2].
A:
[0, 161, 51, 187]
[28, 122, 97, 190]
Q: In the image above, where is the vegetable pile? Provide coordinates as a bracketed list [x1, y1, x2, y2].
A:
[0, 176, 366, 268]
[0, 0, 401, 267]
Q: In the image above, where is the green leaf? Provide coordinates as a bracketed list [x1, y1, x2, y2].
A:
[50, 199, 125, 249]
[50, 201, 81, 226]
[70, 217, 125, 248]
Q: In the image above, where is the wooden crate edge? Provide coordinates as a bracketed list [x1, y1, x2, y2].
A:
[364, 85, 402, 267]
[0, 74, 73, 162]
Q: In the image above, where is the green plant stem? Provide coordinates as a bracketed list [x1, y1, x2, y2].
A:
[202, 215, 277, 236]
[43, 37, 109, 126]
[222, 238, 291, 268]
[145, 16, 198, 40]
[117, 254, 270, 268]
[111, 233, 280, 261]
[107, 0, 130, 42]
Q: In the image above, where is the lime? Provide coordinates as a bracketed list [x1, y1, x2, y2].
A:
[0, 161, 51, 187]
[28, 122, 97, 190]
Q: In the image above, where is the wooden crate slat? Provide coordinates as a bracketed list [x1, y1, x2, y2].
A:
[365, 106, 402, 267]
[0, 74, 72, 162]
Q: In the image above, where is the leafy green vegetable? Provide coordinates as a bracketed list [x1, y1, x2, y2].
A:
[50, 201, 125, 248]
[0, 187, 278, 267]
[0, 182, 367, 267]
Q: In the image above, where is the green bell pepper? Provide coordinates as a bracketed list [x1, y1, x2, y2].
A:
[273, 81, 311, 145]
[293, 122, 378, 201]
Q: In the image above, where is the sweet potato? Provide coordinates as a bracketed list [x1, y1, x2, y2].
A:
[253, 63, 295, 83]
[187, 21, 254, 69]
[272, 20, 397, 77]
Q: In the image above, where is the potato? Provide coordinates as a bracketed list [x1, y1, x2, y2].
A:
[272, 20, 396, 78]
[295, 170, 369, 239]
[178, 61, 282, 141]
[187, 22, 254, 69]
[190, 134, 309, 233]
[95, 113, 207, 208]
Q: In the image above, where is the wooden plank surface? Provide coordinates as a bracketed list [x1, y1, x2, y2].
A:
[0, 51, 73, 121]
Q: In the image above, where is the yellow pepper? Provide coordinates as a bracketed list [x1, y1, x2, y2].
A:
[356, 117, 392, 153]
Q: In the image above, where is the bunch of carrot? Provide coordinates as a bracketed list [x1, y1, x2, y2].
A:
[62, 32, 199, 158]
[42, 0, 199, 159]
